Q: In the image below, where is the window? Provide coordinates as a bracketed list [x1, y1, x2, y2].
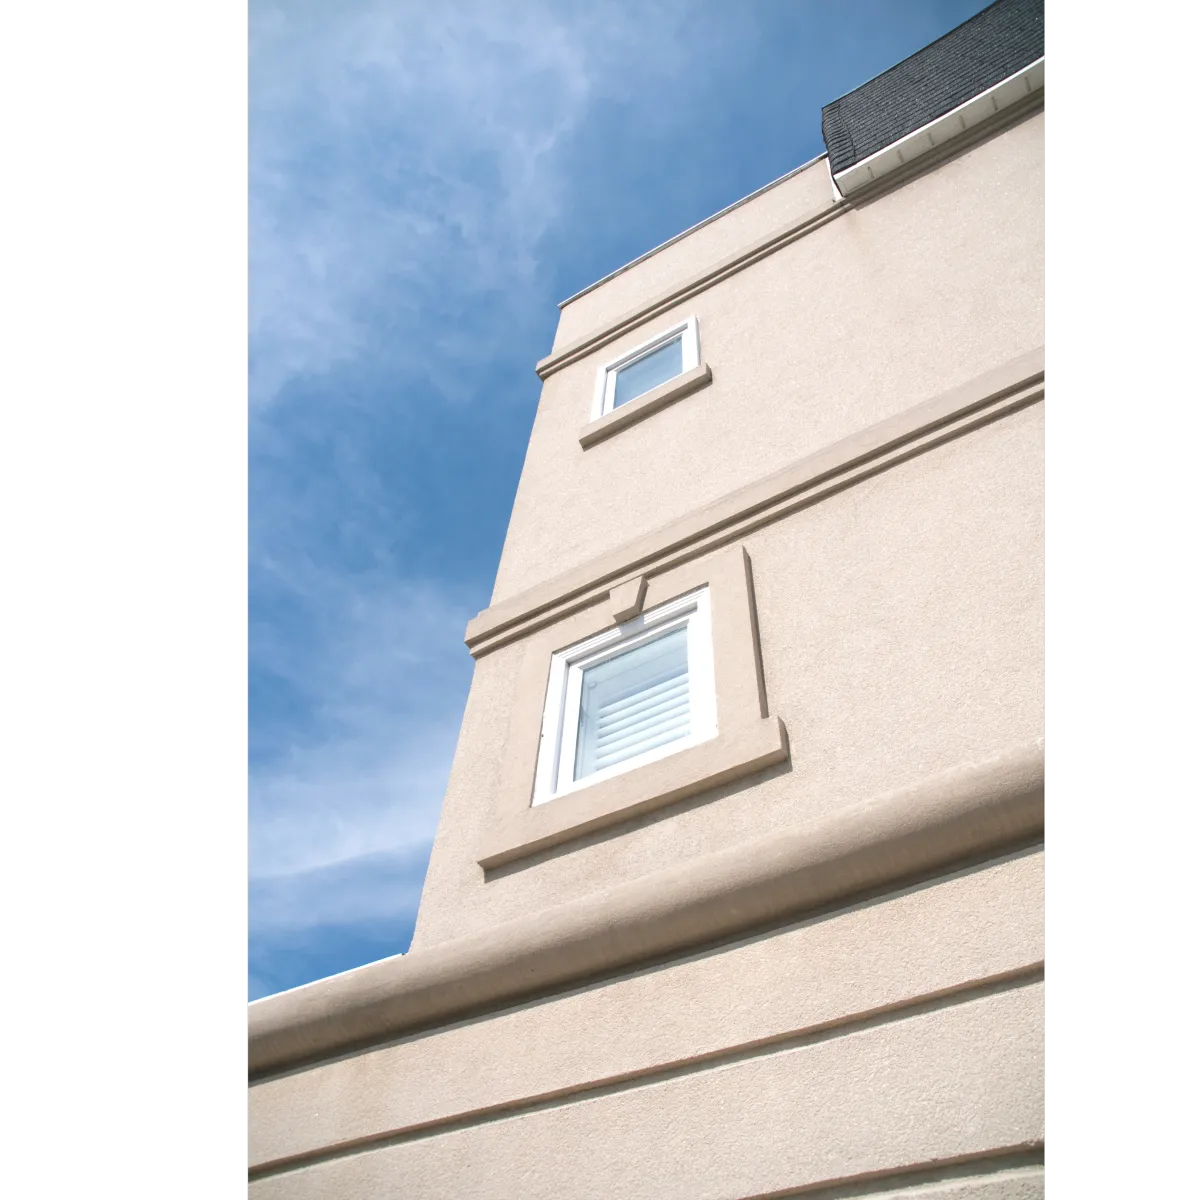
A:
[593, 316, 700, 420]
[480, 544, 787, 870]
[532, 588, 716, 805]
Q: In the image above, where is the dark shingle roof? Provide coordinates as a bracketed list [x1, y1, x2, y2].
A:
[821, 0, 1044, 176]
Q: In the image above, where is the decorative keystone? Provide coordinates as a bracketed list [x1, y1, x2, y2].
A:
[608, 575, 648, 624]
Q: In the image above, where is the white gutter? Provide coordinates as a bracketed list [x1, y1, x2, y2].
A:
[831, 56, 1045, 197]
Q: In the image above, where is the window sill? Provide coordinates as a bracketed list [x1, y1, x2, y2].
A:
[579, 362, 712, 449]
[479, 716, 788, 870]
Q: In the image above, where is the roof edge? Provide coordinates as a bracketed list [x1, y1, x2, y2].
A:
[832, 57, 1043, 196]
[557, 151, 828, 311]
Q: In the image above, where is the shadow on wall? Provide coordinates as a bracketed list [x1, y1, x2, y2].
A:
[483, 757, 795, 882]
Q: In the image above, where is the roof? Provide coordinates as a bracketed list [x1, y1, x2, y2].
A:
[820, 0, 1044, 176]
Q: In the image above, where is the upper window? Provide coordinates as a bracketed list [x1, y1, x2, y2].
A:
[593, 317, 700, 420]
[532, 587, 716, 805]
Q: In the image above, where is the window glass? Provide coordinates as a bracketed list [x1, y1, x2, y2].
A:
[612, 336, 684, 408]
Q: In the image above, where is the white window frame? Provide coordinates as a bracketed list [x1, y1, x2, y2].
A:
[532, 587, 717, 806]
[591, 315, 701, 421]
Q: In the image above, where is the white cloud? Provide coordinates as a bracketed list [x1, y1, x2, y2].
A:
[251, 848, 429, 932]
[248, 847, 428, 999]
[249, 0, 699, 408]
[248, 0, 706, 981]
[250, 569, 473, 882]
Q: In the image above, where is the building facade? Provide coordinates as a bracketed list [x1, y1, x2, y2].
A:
[250, 2, 1045, 1195]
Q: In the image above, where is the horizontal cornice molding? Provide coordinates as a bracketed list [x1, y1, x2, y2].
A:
[249, 741, 1045, 1079]
[536, 197, 848, 381]
[467, 347, 1045, 659]
[537, 99, 1040, 382]
[557, 154, 829, 311]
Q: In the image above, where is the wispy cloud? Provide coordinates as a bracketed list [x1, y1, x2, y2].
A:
[250, 0, 699, 410]
[250, 571, 471, 879]
[249, 846, 431, 1000]
[249, 0, 707, 996]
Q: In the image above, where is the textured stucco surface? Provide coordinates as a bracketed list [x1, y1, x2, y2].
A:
[493, 110, 1043, 604]
[250, 978, 1042, 1200]
[417, 116, 1045, 949]
[250, 106, 1044, 1199]
[414, 401, 1043, 947]
[252, 849, 1042, 1169]
[836, 1169, 1044, 1199]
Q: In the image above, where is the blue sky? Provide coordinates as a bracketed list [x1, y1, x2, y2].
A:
[248, 0, 994, 1001]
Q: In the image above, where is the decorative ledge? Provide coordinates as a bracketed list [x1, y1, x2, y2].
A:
[249, 741, 1045, 1078]
[467, 347, 1045, 659]
[539, 59, 1041, 384]
[482, 717, 787, 870]
[535, 200, 845, 381]
[580, 363, 712, 448]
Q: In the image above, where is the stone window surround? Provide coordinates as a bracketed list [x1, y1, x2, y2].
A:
[579, 314, 713, 449]
[531, 585, 718, 806]
[478, 543, 788, 871]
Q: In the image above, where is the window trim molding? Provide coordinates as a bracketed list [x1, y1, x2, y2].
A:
[591, 315, 700, 422]
[578, 361, 713, 449]
[531, 587, 716, 806]
[478, 544, 788, 871]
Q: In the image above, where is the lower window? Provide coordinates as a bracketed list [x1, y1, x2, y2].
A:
[478, 543, 788, 870]
[532, 588, 716, 804]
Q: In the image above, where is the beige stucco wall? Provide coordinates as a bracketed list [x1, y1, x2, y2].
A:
[251, 99, 1044, 1200]
[415, 398, 1042, 947]
[252, 849, 1043, 1198]
[492, 109, 1043, 605]
[254, 974, 1042, 1198]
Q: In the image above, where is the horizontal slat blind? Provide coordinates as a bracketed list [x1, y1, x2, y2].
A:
[574, 626, 690, 781]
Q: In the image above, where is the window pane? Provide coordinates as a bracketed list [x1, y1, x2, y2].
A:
[574, 626, 690, 781]
[612, 336, 684, 408]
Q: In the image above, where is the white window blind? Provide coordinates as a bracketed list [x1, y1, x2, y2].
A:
[573, 625, 690, 780]
[532, 587, 717, 805]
